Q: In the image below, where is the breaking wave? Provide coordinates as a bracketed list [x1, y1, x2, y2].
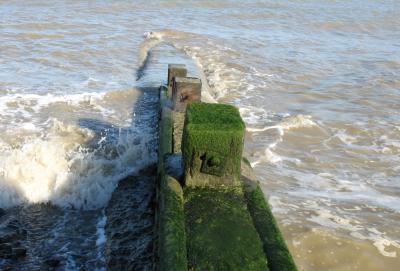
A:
[0, 88, 157, 210]
[0, 119, 155, 209]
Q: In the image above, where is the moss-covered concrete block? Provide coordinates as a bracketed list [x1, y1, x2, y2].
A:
[244, 185, 298, 271]
[182, 102, 245, 186]
[172, 77, 201, 113]
[158, 175, 187, 271]
[168, 64, 187, 97]
[184, 186, 268, 271]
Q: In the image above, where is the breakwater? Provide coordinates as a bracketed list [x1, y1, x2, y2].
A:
[2, 1, 399, 269]
[156, 64, 297, 271]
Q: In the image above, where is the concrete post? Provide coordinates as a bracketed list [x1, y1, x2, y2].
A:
[172, 77, 201, 113]
[182, 102, 245, 187]
[167, 64, 187, 97]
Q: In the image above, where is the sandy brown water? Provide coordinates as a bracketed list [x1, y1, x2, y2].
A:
[1, 0, 400, 270]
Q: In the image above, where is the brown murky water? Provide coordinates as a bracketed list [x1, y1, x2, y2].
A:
[1, 1, 399, 270]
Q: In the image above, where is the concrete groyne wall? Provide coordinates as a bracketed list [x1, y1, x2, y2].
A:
[155, 64, 298, 271]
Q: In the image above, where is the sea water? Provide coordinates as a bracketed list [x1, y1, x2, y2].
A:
[1, 1, 399, 270]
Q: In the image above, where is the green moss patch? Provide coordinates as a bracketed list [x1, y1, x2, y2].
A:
[158, 175, 187, 271]
[184, 186, 268, 271]
[160, 107, 173, 155]
[184, 102, 245, 132]
[244, 185, 297, 271]
[182, 103, 245, 186]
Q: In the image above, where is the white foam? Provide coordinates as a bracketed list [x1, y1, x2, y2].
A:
[289, 191, 400, 258]
[96, 211, 107, 246]
[247, 114, 317, 133]
[373, 238, 400, 258]
[239, 106, 272, 125]
[139, 29, 277, 106]
[248, 114, 317, 165]
[139, 29, 246, 102]
[333, 129, 358, 145]
[269, 195, 300, 215]
[351, 229, 400, 258]
[138, 30, 217, 103]
[0, 91, 110, 122]
[378, 135, 400, 154]
[143, 31, 164, 40]
[293, 200, 400, 258]
[0, 118, 155, 209]
[21, 122, 39, 131]
[95, 210, 107, 269]
[138, 32, 165, 72]
[308, 209, 363, 231]
[251, 146, 283, 167]
[288, 169, 400, 211]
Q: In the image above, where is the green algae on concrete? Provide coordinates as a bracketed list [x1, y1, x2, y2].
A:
[157, 67, 297, 271]
[158, 175, 187, 271]
[159, 107, 173, 157]
[244, 185, 298, 271]
[158, 88, 173, 175]
[184, 186, 268, 271]
[182, 102, 245, 186]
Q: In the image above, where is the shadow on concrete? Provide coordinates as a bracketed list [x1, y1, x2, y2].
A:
[77, 86, 159, 270]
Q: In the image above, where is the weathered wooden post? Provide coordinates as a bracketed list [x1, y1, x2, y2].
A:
[171, 77, 201, 153]
[182, 102, 245, 187]
[167, 64, 187, 97]
[172, 77, 201, 113]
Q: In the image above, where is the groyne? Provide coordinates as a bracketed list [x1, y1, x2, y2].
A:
[155, 64, 298, 271]
[0, 63, 297, 270]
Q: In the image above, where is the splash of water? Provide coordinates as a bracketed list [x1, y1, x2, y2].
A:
[0, 87, 157, 210]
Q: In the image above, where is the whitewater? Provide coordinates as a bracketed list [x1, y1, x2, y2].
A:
[1, 1, 400, 270]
